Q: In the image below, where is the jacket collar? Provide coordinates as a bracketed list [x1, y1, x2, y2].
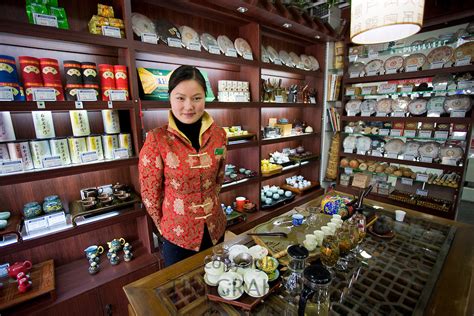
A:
[167, 111, 214, 147]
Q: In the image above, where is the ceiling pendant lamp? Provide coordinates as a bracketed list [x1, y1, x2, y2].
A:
[350, 0, 425, 44]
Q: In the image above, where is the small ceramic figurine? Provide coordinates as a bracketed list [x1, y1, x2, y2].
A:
[106, 249, 114, 260]
[123, 250, 133, 262]
[123, 243, 132, 252]
[107, 238, 126, 252]
[88, 254, 99, 264]
[88, 262, 99, 275]
[109, 253, 120, 265]
[18, 277, 32, 293]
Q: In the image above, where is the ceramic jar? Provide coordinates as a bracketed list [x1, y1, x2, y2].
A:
[23, 202, 42, 219]
[42, 195, 63, 214]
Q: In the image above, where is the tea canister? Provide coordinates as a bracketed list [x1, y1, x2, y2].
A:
[69, 110, 91, 137]
[32, 111, 56, 139]
[43, 195, 63, 214]
[50, 138, 71, 165]
[0, 111, 16, 142]
[102, 109, 121, 134]
[0, 143, 9, 161]
[29, 140, 51, 169]
[68, 136, 87, 164]
[23, 202, 42, 219]
[119, 133, 132, 157]
[86, 135, 104, 160]
[102, 134, 119, 159]
[19, 141, 34, 170]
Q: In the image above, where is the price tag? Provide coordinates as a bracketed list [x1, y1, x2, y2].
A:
[442, 157, 458, 166]
[274, 95, 284, 103]
[379, 129, 390, 136]
[207, 45, 221, 55]
[32, 88, 57, 101]
[434, 91, 446, 97]
[80, 151, 99, 163]
[37, 101, 45, 109]
[74, 101, 83, 109]
[42, 156, 62, 168]
[77, 89, 98, 101]
[416, 189, 428, 197]
[361, 87, 373, 95]
[349, 72, 359, 78]
[430, 61, 444, 69]
[310, 97, 316, 104]
[348, 55, 357, 62]
[187, 42, 201, 51]
[387, 152, 398, 159]
[401, 178, 413, 186]
[107, 101, 113, 109]
[378, 84, 397, 94]
[416, 173, 429, 182]
[423, 92, 432, 98]
[24, 216, 48, 233]
[225, 48, 238, 58]
[356, 150, 366, 155]
[404, 130, 416, 137]
[109, 90, 127, 101]
[450, 110, 466, 118]
[102, 26, 121, 38]
[343, 148, 354, 153]
[367, 70, 378, 76]
[376, 112, 387, 117]
[46, 211, 67, 227]
[419, 130, 432, 138]
[457, 80, 474, 90]
[427, 110, 441, 117]
[33, 13, 58, 28]
[345, 89, 355, 96]
[448, 83, 458, 91]
[243, 52, 253, 60]
[455, 56, 471, 67]
[0, 87, 14, 101]
[361, 110, 371, 117]
[420, 156, 433, 163]
[390, 129, 402, 136]
[386, 68, 398, 74]
[371, 150, 382, 157]
[344, 167, 353, 174]
[391, 112, 405, 117]
[140, 33, 157, 44]
[273, 58, 282, 65]
[167, 37, 183, 48]
[433, 83, 447, 91]
[405, 65, 418, 72]
[1, 160, 23, 174]
[434, 131, 449, 139]
[368, 51, 379, 58]
[404, 153, 415, 161]
[113, 148, 129, 159]
[347, 110, 357, 117]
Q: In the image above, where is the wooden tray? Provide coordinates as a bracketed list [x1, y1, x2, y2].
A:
[289, 153, 319, 163]
[207, 277, 282, 311]
[223, 173, 257, 184]
[0, 259, 55, 310]
[261, 193, 295, 210]
[70, 192, 140, 226]
[226, 211, 247, 227]
[281, 181, 320, 195]
[227, 133, 256, 142]
[0, 213, 22, 243]
[261, 166, 283, 177]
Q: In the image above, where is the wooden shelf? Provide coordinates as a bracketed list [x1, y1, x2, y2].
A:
[0, 158, 138, 186]
[220, 177, 259, 193]
[0, 101, 135, 112]
[344, 64, 474, 84]
[261, 133, 317, 145]
[140, 101, 260, 110]
[227, 139, 258, 150]
[260, 159, 319, 181]
[340, 116, 472, 123]
[339, 153, 463, 172]
[260, 102, 316, 108]
[260, 62, 323, 77]
[229, 188, 324, 235]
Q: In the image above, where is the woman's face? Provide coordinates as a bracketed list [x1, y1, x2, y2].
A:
[170, 79, 205, 124]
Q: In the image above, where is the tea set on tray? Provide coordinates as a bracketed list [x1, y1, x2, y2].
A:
[80, 183, 132, 210]
[84, 237, 134, 274]
[1, 260, 34, 293]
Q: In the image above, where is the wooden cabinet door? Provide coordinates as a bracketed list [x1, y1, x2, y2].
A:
[33, 289, 102, 316]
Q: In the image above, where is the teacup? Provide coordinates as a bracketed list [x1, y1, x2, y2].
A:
[204, 260, 225, 276]
[235, 197, 249, 211]
[321, 226, 332, 236]
[217, 271, 244, 298]
[117, 193, 131, 201]
[233, 252, 253, 269]
[18, 277, 32, 293]
[84, 245, 104, 259]
[332, 214, 342, 220]
[97, 193, 111, 201]
[327, 222, 338, 231]
[244, 270, 269, 297]
[313, 230, 324, 244]
[303, 239, 317, 251]
[292, 214, 304, 226]
[8, 260, 32, 279]
[113, 190, 127, 198]
[331, 218, 343, 228]
[100, 196, 114, 206]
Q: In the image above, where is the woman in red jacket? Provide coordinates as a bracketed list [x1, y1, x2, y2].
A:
[139, 65, 227, 267]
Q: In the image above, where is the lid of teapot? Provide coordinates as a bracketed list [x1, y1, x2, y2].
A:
[287, 244, 309, 259]
[303, 265, 331, 285]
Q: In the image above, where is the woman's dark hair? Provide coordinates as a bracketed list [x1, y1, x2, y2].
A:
[168, 65, 207, 96]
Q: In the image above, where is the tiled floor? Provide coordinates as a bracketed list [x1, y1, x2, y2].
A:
[456, 201, 474, 225]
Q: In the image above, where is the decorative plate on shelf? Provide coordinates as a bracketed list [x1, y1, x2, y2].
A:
[218, 35, 235, 55]
[443, 95, 472, 113]
[343, 135, 357, 150]
[266, 45, 279, 63]
[427, 46, 454, 64]
[392, 97, 410, 112]
[345, 100, 362, 114]
[364, 59, 384, 74]
[427, 96, 446, 114]
[261, 45, 270, 62]
[348, 62, 365, 76]
[361, 99, 376, 114]
[234, 38, 252, 57]
[408, 99, 428, 115]
[454, 42, 474, 61]
[440, 145, 464, 159]
[279, 50, 292, 67]
[356, 136, 372, 152]
[289, 52, 301, 67]
[200, 33, 218, 52]
[179, 26, 200, 48]
[404, 53, 427, 69]
[376, 98, 395, 114]
[156, 20, 181, 44]
[384, 56, 404, 72]
[385, 139, 405, 154]
[418, 142, 440, 159]
[403, 141, 421, 157]
[308, 55, 320, 71]
[300, 54, 312, 70]
[131, 13, 156, 37]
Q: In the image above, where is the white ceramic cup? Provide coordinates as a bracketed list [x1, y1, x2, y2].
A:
[303, 239, 317, 251]
[244, 270, 269, 297]
[313, 230, 324, 243]
[206, 272, 221, 284]
[332, 214, 342, 220]
[204, 260, 225, 276]
[327, 222, 338, 231]
[395, 210, 406, 222]
[321, 226, 332, 236]
[305, 234, 317, 243]
[331, 218, 343, 228]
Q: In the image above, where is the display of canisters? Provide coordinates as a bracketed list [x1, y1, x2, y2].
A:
[119, 133, 132, 156]
[102, 110, 121, 134]
[50, 138, 71, 165]
[0, 55, 25, 101]
[68, 136, 87, 164]
[113, 65, 129, 100]
[30, 140, 52, 169]
[32, 111, 56, 139]
[40, 58, 64, 101]
[86, 135, 104, 160]
[0, 112, 16, 142]
[0, 143, 9, 161]
[69, 110, 91, 137]
[64, 60, 83, 101]
[102, 134, 118, 159]
[19, 56, 43, 101]
[98, 64, 115, 101]
[7, 141, 34, 170]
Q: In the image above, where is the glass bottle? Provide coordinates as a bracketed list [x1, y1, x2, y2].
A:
[284, 244, 309, 302]
[306, 206, 322, 229]
[351, 208, 366, 255]
[319, 235, 339, 275]
[298, 265, 332, 316]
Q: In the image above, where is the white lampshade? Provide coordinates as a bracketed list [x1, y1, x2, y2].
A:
[350, 0, 425, 44]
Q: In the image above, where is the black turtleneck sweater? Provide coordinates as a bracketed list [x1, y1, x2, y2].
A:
[172, 113, 202, 151]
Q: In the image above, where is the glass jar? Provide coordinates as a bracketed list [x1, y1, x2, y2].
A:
[43, 195, 63, 214]
[22, 202, 42, 219]
[284, 244, 309, 302]
[306, 206, 323, 228]
[320, 235, 339, 273]
[298, 265, 332, 316]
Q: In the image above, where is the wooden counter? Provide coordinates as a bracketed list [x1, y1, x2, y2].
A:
[124, 192, 474, 316]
